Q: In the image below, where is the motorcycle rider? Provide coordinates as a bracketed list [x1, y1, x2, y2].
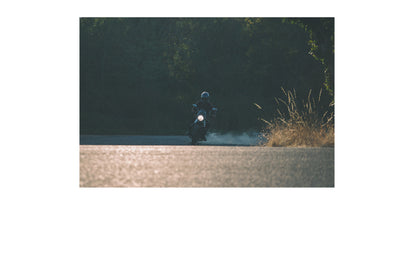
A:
[189, 91, 216, 141]
[194, 91, 214, 116]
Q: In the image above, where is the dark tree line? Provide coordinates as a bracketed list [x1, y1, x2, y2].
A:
[80, 18, 334, 135]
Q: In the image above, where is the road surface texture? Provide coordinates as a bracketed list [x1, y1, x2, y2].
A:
[80, 135, 334, 187]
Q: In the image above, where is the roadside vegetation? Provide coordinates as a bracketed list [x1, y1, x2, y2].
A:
[80, 18, 333, 135]
[255, 88, 334, 147]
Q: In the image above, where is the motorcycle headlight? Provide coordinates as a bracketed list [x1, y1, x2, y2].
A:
[197, 115, 204, 121]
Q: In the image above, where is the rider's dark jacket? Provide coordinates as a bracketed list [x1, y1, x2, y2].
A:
[195, 100, 214, 114]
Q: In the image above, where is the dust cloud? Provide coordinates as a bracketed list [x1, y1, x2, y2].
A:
[205, 132, 264, 146]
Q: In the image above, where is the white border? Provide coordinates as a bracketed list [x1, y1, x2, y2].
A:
[1, 0, 414, 258]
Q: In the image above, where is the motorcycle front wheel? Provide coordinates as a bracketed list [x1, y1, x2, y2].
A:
[189, 124, 199, 145]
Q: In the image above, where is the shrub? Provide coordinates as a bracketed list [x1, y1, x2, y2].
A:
[256, 88, 334, 147]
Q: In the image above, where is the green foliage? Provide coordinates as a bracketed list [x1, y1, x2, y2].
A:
[80, 18, 334, 135]
[283, 18, 334, 94]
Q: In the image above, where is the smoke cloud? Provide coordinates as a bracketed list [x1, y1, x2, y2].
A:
[205, 132, 264, 146]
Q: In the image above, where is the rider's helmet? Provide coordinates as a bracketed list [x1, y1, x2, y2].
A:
[201, 91, 209, 102]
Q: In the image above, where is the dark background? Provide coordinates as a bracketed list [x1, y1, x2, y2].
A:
[80, 18, 334, 135]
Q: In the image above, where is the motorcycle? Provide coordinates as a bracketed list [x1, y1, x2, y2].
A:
[189, 104, 217, 144]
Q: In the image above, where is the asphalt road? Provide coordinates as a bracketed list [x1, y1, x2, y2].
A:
[80, 135, 334, 187]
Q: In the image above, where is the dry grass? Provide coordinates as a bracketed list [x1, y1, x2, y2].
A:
[258, 88, 334, 147]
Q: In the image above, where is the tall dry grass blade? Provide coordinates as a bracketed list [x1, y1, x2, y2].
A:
[308, 89, 312, 103]
[312, 98, 316, 112]
[322, 111, 328, 120]
[278, 117, 288, 125]
[281, 87, 287, 97]
[278, 98, 289, 113]
[318, 88, 322, 103]
[291, 92, 297, 110]
[277, 108, 283, 118]
[260, 118, 273, 127]
[307, 89, 313, 114]
[287, 91, 293, 109]
[253, 103, 263, 110]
